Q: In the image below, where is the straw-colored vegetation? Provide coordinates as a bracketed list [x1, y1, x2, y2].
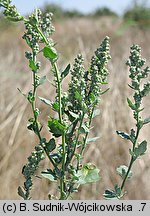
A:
[0, 15, 150, 199]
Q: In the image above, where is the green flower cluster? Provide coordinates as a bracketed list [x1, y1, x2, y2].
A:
[126, 45, 150, 111]
[89, 36, 111, 105]
[23, 10, 55, 58]
[68, 36, 111, 114]
[68, 54, 86, 113]
[19, 145, 45, 200]
[0, 0, 23, 21]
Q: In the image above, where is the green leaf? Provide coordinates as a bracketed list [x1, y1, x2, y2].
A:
[69, 111, 79, 119]
[134, 140, 147, 158]
[79, 123, 89, 134]
[51, 154, 62, 165]
[137, 120, 143, 129]
[87, 137, 99, 143]
[34, 108, 40, 118]
[48, 117, 66, 137]
[75, 163, 100, 184]
[38, 76, 46, 86]
[103, 189, 117, 200]
[27, 118, 41, 134]
[27, 118, 35, 131]
[103, 185, 123, 200]
[29, 60, 38, 72]
[114, 184, 122, 198]
[143, 117, 150, 125]
[61, 64, 70, 80]
[100, 88, 110, 95]
[116, 165, 132, 179]
[43, 46, 58, 61]
[89, 92, 96, 103]
[130, 129, 136, 144]
[18, 186, 26, 199]
[39, 97, 51, 106]
[127, 98, 137, 110]
[45, 138, 56, 152]
[75, 91, 82, 101]
[52, 102, 60, 112]
[41, 169, 57, 182]
[27, 90, 34, 103]
[116, 131, 130, 140]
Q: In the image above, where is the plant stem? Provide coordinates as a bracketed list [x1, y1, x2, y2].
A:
[77, 106, 95, 169]
[69, 112, 85, 162]
[53, 63, 66, 200]
[120, 112, 140, 191]
[28, 22, 66, 199]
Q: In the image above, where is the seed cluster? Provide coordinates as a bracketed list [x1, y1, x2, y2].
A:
[127, 45, 150, 110]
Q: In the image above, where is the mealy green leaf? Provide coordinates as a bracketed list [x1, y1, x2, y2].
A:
[45, 138, 56, 152]
[39, 96, 51, 106]
[41, 169, 57, 182]
[143, 117, 150, 125]
[129, 149, 134, 157]
[75, 163, 100, 184]
[103, 189, 118, 199]
[29, 59, 38, 72]
[137, 120, 143, 129]
[61, 64, 70, 80]
[69, 111, 79, 119]
[134, 140, 147, 158]
[103, 185, 123, 200]
[114, 184, 123, 198]
[86, 137, 99, 143]
[43, 46, 58, 61]
[130, 129, 136, 144]
[116, 131, 130, 140]
[48, 117, 66, 137]
[79, 123, 89, 134]
[50, 153, 62, 164]
[116, 165, 132, 179]
[18, 186, 26, 199]
[127, 98, 137, 110]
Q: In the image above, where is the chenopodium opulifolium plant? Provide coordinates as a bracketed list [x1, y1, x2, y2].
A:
[104, 45, 150, 199]
[0, 0, 111, 200]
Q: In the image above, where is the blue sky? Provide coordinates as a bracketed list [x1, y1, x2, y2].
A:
[11, 0, 150, 15]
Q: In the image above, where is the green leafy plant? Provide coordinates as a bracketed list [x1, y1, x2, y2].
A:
[1, 0, 150, 200]
[124, 1, 150, 29]
[104, 44, 150, 199]
[0, 0, 110, 200]
[92, 7, 117, 17]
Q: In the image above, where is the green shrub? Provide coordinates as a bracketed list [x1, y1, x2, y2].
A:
[1, 0, 150, 200]
[93, 7, 118, 17]
[124, 3, 150, 29]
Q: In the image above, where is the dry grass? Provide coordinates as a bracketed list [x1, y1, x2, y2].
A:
[0, 17, 150, 199]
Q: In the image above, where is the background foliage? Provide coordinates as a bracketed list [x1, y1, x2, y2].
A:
[0, 0, 150, 199]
